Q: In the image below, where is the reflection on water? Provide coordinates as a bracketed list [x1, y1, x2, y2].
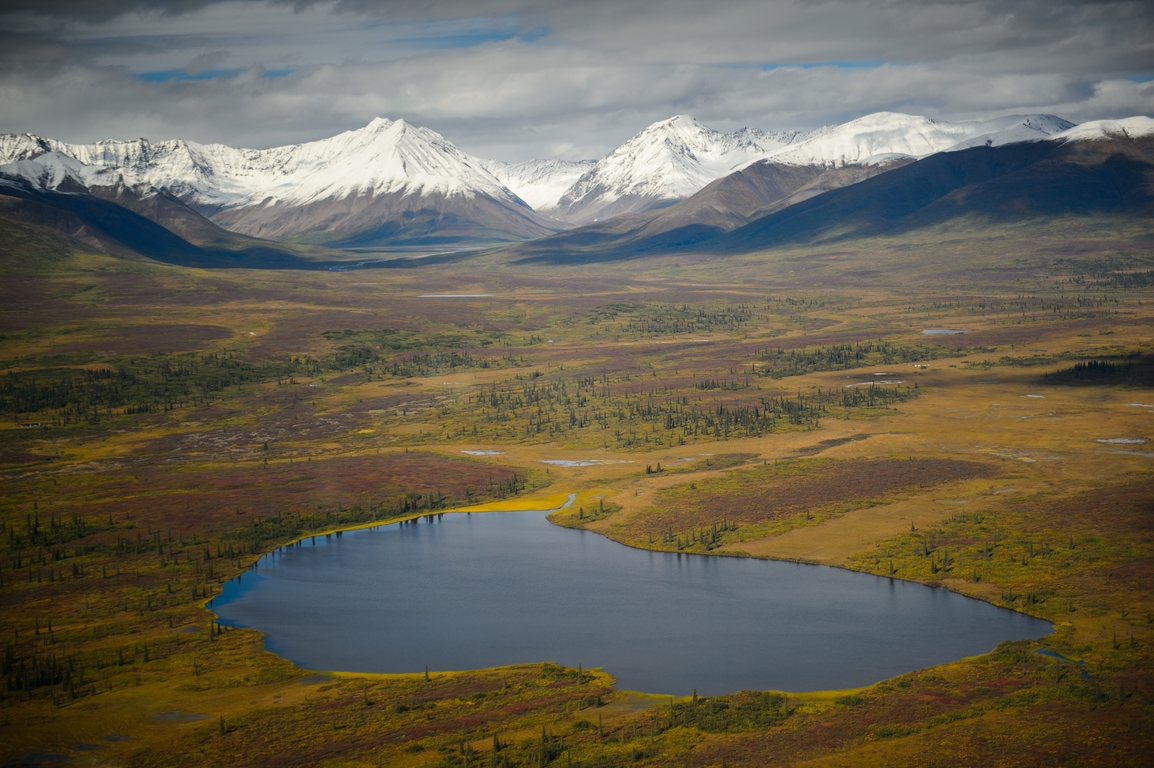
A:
[214, 510, 1051, 695]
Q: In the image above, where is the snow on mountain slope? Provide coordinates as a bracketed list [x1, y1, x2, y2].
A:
[943, 114, 1075, 151]
[545, 112, 1072, 225]
[0, 151, 96, 192]
[763, 112, 1074, 167]
[480, 158, 594, 210]
[1051, 116, 1154, 143]
[0, 134, 56, 163]
[552, 115, 808, 224]
[0, 118, 568, 245]
[0, 118, 519, 211]
[2, 111, 1120, 244]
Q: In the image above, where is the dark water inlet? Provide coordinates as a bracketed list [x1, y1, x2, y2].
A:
[213, 509, 1052, 695]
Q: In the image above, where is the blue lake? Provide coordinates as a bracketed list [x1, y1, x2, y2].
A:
[212, 508, 1052, 695]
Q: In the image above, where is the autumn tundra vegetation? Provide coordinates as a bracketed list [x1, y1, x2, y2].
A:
[1, 222, 1152, 766]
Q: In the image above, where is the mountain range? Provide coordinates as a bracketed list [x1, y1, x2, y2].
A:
[1, 110, 1151, 268]
[511, 116, 1154, 263]
[0, 118, 559, 248]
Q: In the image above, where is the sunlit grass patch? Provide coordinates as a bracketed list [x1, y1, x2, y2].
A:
[455, 491, 574, 513]
[610, 457, 995, 552]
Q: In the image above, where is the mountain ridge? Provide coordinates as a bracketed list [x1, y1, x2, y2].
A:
[550, 115, 808, 224]
[0, 118, 562, 246]
[3, 111, 1147, 261]
[508, 126, 1154, 264]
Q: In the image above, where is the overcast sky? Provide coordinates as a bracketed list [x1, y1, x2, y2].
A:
[1, 0, 1152, 162]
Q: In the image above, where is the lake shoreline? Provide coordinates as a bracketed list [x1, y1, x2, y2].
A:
[213, 491, 1052, 696]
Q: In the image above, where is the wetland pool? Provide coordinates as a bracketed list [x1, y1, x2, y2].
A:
[213, 507, 1051, 695]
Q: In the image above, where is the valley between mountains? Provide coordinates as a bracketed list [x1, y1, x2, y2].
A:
[1, 107, 1153, 768]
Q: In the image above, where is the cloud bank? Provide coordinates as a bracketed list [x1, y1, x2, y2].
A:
[1, 0, 1151, 161]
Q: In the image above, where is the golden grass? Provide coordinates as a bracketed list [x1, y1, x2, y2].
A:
[2, 227, 1153, 765]
[454, 491, 574, 513]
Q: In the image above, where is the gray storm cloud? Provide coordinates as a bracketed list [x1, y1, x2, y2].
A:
[1, 0, 1151, 161]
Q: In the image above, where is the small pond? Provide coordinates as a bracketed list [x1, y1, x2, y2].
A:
[213, 507, 1051, 695]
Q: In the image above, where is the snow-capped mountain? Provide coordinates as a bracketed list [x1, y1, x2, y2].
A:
[0, 111, 1112, 248]
[0, 118, 559, 245]
[0, 118, 518, 207]
[546, 112, 1076, 225]
[480, 158, 595, 211]
[552, 115, 807, 224]
[764, 112, 1075, 167]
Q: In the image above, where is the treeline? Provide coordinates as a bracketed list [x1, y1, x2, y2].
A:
[449, 372, 916, 448]
[917, 294, 1121, 313]
[839, 383, 917, 408]
[228, 474, 528, 555]
[6, 509, 114, 552]
[608, 302, 758, 336]
[1060, 265, 1154, 289]
[1046, 359, 1118, 381]
[3, 513, 213, 587]
[1042, 358, 1154, 386]
[377, 351, 523, 380]
[3, 648, 67, 697]
[1, 342, 523, 424]
[756, 340, 952, 378]
[3, 473, 528, 591]
[1098, 270, 1154, 289]
[695, 378, 751, 391]
[0, 353, 285, 421]
[659, 519, 738, 552]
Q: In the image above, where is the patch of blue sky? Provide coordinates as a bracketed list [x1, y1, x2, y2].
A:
[1124, 74, 1154, 83]
[719, 60, 890, 71]
[371, 26, 548, 50]
[262, 69, 294, 79]
[358, 13, 545, 49]
[135, 68, 240, 83]
[383, 31, 520, 50]
[362, 14, 512, 36]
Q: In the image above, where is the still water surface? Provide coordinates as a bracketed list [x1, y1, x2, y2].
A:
[213, 509, 1051, 695]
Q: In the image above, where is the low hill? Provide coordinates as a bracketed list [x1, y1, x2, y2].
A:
[0, 180, 359, 270]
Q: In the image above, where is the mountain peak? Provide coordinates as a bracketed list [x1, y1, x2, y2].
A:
[0, 116, 515, 210]
[651, 114, 706, 131]
[637, 115, 719, 149]
[552, 115, 806, 224]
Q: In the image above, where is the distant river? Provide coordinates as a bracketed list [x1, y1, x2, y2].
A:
[212, 507, 1051, 695]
